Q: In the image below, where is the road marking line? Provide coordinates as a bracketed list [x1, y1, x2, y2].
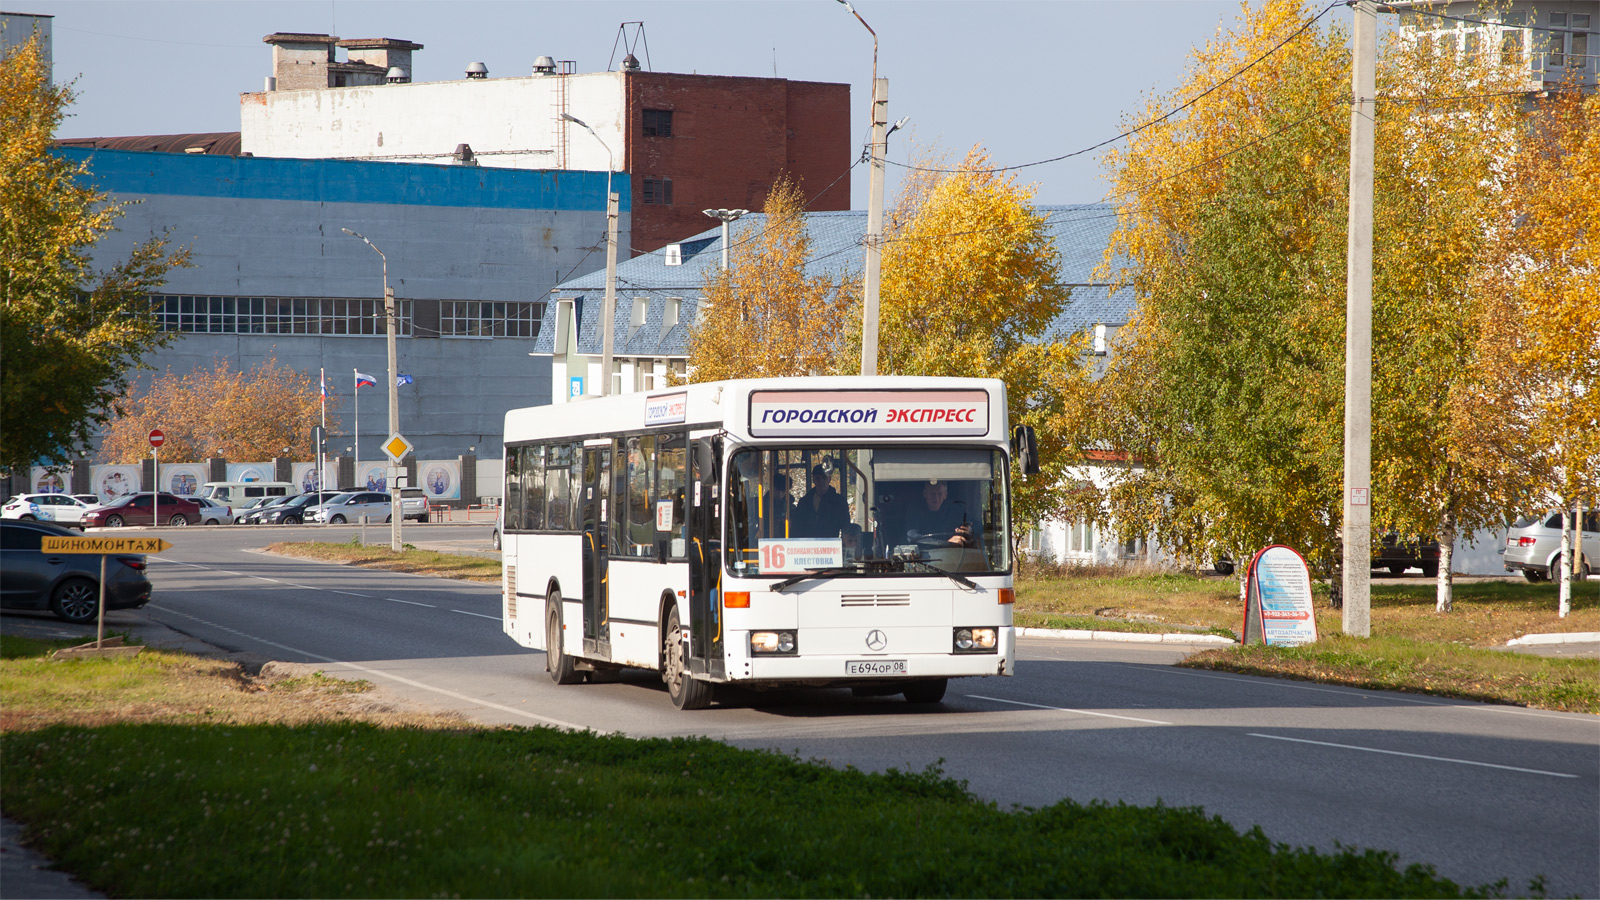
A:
[967, 694, 1172, 725]
[387, 598, 434, 608]
[451, 610, 499, 620]
[153, 607, 597, 733]
[1248, 733, 1579, 778]
[330, 590, 369, 597]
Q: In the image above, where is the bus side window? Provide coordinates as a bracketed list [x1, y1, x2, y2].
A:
[523, 446, 545, 530]
[504, 445, 522, 531]
[626, 436, 654, 556]
[546, 444, 573, 531]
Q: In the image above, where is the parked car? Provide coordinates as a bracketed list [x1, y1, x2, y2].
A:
[307, 491, 394, 524]
[1504, 510, 1598, 582]
[1375, 534, 1441, 577]
[237, 495, 293, 525]
[2, 493, 94, 527]
[198, 480, 294, 509]
[259, 491, 343, 525]
[400, 487, 429, 522]
[82, 492, 201, 528]
[190, 496, 232, 525]
[491, 504, 502, 551]
[72, 494, 103, 507]
[0, 519, 152, 623]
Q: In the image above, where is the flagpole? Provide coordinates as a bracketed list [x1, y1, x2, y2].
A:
[353, 368, 360, 488]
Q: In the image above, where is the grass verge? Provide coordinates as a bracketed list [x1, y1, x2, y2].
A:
[1182, 634, 1600, 712]
[267, 539, 501, 582]
[0, 639, 1514, 899]
[1016, 569, 1599, 712]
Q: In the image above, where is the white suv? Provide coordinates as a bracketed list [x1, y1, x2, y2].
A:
[1504, 510, 1598, 582]
[308, 491, 394, 524]
[400, 487, 429, 522]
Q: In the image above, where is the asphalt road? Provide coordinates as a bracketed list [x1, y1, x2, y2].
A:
[10, 524, 1598, 898]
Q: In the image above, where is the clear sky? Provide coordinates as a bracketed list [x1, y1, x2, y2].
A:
[28, 0, 1281, 208]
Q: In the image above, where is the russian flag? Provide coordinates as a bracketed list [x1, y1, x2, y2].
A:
[355, 371, 377, 389]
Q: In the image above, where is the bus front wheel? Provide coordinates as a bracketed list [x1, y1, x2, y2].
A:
[546, 597, 582, 685]
[663, 605, 712, 710]
[902, 678, 948, 704]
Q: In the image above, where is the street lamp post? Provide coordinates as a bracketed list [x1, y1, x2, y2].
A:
[560, 112, 620, 396]
[340, 227, 403, 551]
[702, 208, 748, 272]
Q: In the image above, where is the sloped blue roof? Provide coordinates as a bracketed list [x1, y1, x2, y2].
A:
[534, 204, 1133, 358]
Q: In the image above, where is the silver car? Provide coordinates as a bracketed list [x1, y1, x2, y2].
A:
[308, 491, 394, 524]
[1504, 510, 1598, 582]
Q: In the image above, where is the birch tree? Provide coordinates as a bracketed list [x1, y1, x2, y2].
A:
[0, 35, 191, 471]
[682, 177, 856, 382]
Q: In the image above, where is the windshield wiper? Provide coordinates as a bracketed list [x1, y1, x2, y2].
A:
[770, 566, 860, 592]
[901, 558, 979, 590]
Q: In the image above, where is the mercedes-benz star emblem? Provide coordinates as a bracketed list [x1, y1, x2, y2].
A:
[865, 629, 888, 651]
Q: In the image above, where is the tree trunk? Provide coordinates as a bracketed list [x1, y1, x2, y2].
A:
[1558, 502, 1574, 618]
[1435, 511, 1456, 613]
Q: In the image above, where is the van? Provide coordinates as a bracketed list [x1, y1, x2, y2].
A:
[199, 481, 295, 509]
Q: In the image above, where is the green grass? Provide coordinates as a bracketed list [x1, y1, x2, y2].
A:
[1, 721, 1511, 898]
[267, 540, 501, 582]
[1183, 633, 1600, 712]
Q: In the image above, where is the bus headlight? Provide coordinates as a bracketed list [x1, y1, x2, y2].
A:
[750, 631, 797, 655]
[954, 627, 998, 653]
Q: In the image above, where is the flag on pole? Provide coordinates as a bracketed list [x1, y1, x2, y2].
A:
[354, 371, 377, 389]
[320, 369, 328, 398]
[396, 374, 414, 385]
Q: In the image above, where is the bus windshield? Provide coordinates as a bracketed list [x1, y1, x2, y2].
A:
[725, 446, 1011, 576]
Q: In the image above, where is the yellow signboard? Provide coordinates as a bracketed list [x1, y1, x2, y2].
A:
[42, 536, 172, 554]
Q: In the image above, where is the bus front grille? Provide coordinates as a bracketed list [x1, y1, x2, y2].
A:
[840, 593, 911, 608]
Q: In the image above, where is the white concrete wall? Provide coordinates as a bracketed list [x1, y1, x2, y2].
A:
[241, 72, 626, 172]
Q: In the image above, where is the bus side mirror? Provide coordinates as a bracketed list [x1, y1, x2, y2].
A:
[1012, 425, 1040, 476]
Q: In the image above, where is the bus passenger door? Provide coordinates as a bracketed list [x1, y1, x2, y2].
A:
[687, 436, 724, 678]
[581, 443, 611, 659]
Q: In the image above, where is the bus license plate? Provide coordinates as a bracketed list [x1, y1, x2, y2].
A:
[847, 659, 907, 676]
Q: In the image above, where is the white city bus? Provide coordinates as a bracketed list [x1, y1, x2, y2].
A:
[499, 376, 1036, 709]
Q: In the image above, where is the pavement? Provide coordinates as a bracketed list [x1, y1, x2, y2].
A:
[3, 538, 1595, 898]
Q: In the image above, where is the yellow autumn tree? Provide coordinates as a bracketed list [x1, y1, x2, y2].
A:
[1369, 14, 1536, 611]
[99, 356, 335, 463]
[682, 176, 857, 381]
[846, 145, 1086, 532]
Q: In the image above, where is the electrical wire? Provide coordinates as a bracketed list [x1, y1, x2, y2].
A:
[881, 0, 1344, 177]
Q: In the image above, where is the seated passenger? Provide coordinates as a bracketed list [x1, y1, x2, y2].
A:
[761, 473, 796, 538]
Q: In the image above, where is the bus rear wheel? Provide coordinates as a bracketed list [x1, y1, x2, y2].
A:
[663, 605, 711, 710]
[902, 678, 948, 704]
[546, 596, 582, 685]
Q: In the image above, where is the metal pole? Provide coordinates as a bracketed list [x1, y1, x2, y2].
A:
[353, 368, 360, 487]
[385, 282, 401, 551]
[602, 187, 618, 396]
[1342, 0, 1376, 637]
[861, 76, 888, 377]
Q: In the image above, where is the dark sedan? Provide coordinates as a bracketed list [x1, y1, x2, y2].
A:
[83, 492, 201, 528]
[0, 519, 153, 623]
[259, 491, 343, 525]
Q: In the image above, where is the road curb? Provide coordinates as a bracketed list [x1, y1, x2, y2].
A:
[1018, 626, 1235, 645]
[1505, 631, 1600, 646]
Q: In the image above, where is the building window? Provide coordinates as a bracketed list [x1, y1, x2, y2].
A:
[439, 300, 544, 338]
[149, 294, 413, 337]
[642, 108, 673, 138]
[643, 177, 673, 205]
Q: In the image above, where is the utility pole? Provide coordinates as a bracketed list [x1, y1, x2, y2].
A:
[861, 76, 888, 377]
[560, 112, 618, 396]
[1342, 0, 1376, 636]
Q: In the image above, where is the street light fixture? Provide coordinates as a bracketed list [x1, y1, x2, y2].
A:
[340, 227, 403, 551]
[702, 208, 748, 272]
[560, 112, 620, 397]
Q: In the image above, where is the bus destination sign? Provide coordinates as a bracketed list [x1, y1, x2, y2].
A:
[748, 389, 989, 438]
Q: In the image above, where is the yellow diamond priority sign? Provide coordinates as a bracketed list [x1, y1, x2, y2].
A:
[383, 432, 414, 463]
[42, 536, 172, 554]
